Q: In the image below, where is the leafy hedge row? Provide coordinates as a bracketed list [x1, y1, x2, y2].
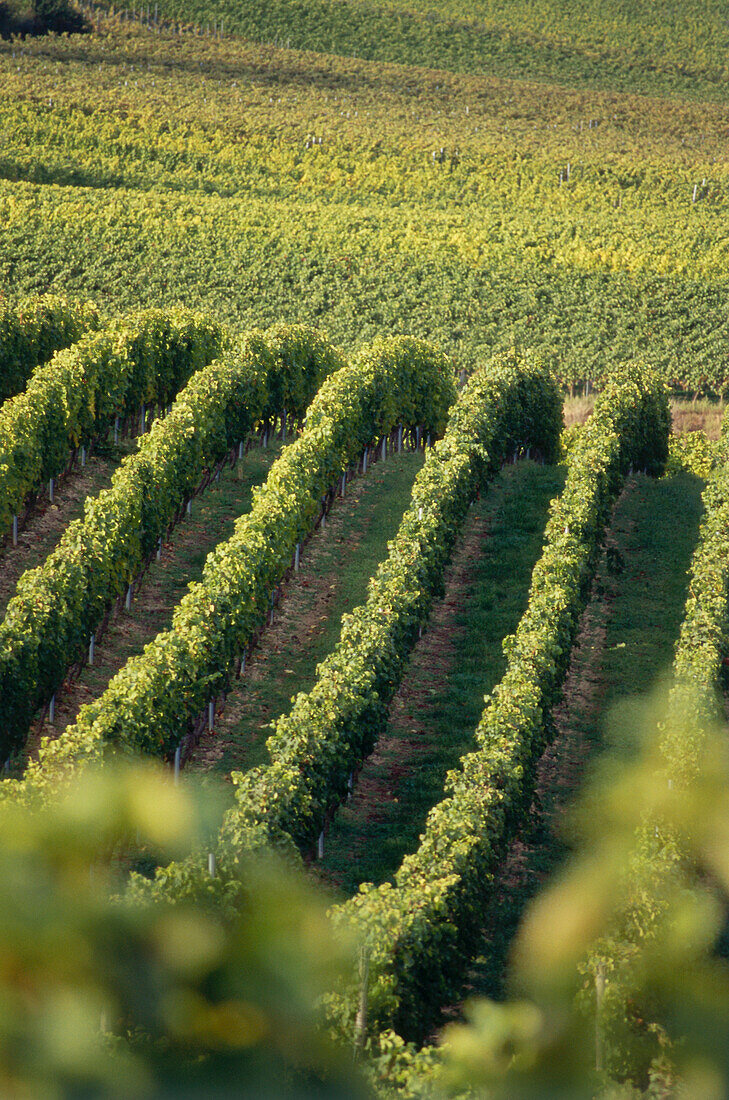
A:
[0, 295, 99, 405]
[663, 415, 729, 778]
[19, 335, 455, 792]
[214, 352, 563, 866]
[325, 366, 670, 1045]
[557, 399, 729, 1084]
[0, 324, 342, 762]
[0, 308, 223, 538]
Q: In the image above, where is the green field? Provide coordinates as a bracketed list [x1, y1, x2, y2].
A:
[1, 17, 729, 392]
[95, 0, 729, 101]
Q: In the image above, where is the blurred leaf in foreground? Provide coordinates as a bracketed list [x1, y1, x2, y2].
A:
[432, 686, 729, 1098]
[0, 760, 363, 1098]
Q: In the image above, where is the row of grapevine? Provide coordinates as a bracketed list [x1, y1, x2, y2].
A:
[6, 17, 729, 401]
[107, 0, 726, 100]
[122, 351, 561, 911]
[0, 325, 343, 763]
[0, 295, 99, 404]
[324, 366, 670, 1044]
[554, 399, 729, 1080]
[0, 308, 223, 539]
[663, 417, 729, 777]
[213, 352, 562, 865]
[13, 335, 455, 795]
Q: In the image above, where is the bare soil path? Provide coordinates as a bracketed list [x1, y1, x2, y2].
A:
[186, 449, 425, 778]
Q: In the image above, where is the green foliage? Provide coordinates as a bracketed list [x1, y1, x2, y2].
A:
[550, 405, 729, 1086]
[212, 351, 560, 866]
[2, 29, 729, 398]
[318, 460, 566, 895]
[417, 395, 719, 1092]
[424, 405, 729, 1094]
[559, 422, 583, 460]
[12, 335, 454, 793]
[8, 682, 729, 1096]
[126, 352, 560, 924]
[326, 365, 669, 1045]
[94, 0, 729, 101]
[208, 448, 427, 781]
[665, 429, 717, 480]
[0, 294, 97, 403]
[0, 307, 223, 538]
[263, 324, 346, 425]
[0, 757, 359, 1096]
[0, 323, 342, 763]
[422, 692, 729, 1098]
[0, 6, 726, 1091]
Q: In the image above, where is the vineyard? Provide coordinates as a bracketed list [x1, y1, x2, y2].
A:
[3, 17, 729, 395]
[2, 2, 729, 1096]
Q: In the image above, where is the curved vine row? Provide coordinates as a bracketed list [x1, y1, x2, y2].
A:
[0, 294, 99, 405]
[13, 335, 455, 796]
[0, 324, 342, 762]
[0, 307, 224, 540]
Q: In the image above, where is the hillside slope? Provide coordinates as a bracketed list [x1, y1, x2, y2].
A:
[93, 0, 729, 101]
[2, 22, 728, 394]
